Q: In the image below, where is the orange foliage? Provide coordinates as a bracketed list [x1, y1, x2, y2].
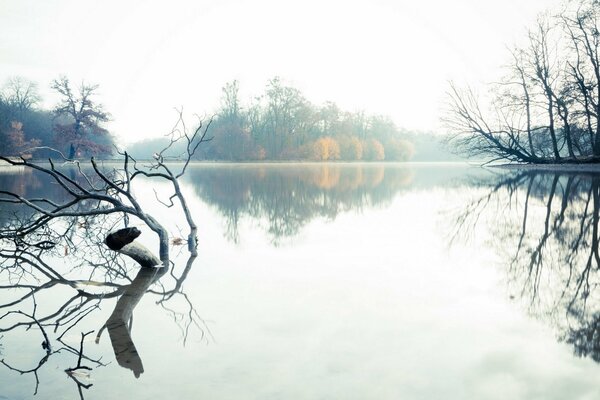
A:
[312, 137, 341, 161]
[3, 121, 40, 157]
[311, 165, 341, 189]
[362, 139, 385, 161]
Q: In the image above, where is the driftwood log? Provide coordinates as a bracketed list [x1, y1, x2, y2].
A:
[105, 228, 161, 268]
[98, 228, 167, 377]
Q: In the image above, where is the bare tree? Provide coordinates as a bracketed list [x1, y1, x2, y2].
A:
[508, 48, 537, 157]
[0, 112, 213, 396]
[52, 76, 112, 158]
[2, 77, 40, 112]
[1, 110, 211, 262]
[561, 0, 600, 155]
[445, 83, 539, 163]
[446, 1, 600, 163]
[528, 18, 565, 159]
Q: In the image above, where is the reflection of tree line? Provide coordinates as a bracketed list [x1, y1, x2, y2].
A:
[0, 169, 41, 223]
[0, 167, 101, 227]
[457, 169, 600, 363]
[186, 164, 413, 242]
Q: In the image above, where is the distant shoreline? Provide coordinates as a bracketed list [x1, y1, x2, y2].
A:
[492, 163, 600, 172]
[7, 159, 473, 166]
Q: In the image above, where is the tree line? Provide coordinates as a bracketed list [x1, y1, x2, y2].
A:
[0, 76, 114, 158]
[446, 0, 600, 164]
[128, 77, 415, 161]
[1, 75, 415, 162]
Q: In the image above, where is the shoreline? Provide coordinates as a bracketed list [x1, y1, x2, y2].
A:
[9, 159, 474, 167]
[491, 163, 600, 172]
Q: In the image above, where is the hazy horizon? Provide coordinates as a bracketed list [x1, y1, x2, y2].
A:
[0, 0, 561, 144]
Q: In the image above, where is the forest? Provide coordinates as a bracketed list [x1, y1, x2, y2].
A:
[0, 75, 417, 162]
[127, 78, 415, 161]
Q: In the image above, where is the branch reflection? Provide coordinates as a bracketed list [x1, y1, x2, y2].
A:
[0, 168, 203, 397]
[454, 168, 600, 363]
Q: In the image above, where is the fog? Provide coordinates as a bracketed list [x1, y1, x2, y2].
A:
[0, 0, 560, 143]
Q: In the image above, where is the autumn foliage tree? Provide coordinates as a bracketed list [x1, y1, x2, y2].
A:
[3, 121, 40, 157]
[363, 139, 385, 161]
[312, 137, 341, 160]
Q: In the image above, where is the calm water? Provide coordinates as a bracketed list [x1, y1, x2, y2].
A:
[1, 163, 600, 399]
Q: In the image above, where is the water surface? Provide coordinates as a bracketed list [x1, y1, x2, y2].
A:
[1, 163, 599, 400]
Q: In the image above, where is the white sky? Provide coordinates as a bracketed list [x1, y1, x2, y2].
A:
[0, 0, 562, 144]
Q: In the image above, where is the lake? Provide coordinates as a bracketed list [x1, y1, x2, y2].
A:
[1, 162, 600, 399]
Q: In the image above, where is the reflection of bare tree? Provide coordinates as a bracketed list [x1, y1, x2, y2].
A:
[0, 222, 202, 396]
[0, 115, 211, 397]
[65, 330, 96, 400]
[453, 169, 600, 362]
[93, 263, 167, 378]
[188, 164, 413, 244]
[1, 297, 56, 396]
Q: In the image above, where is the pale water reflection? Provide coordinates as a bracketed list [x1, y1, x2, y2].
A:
[1, 163, 600, 399]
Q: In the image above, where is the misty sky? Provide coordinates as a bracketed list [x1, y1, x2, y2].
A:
[1, 0, 561, 144]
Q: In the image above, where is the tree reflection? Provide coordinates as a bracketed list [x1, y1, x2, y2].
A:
[0, 167, 205, 398]
[454, 168, 600, 363]
[0, 218, 201, 397]
[100, 266, 168, 378]
[186, 164, 413, 243]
